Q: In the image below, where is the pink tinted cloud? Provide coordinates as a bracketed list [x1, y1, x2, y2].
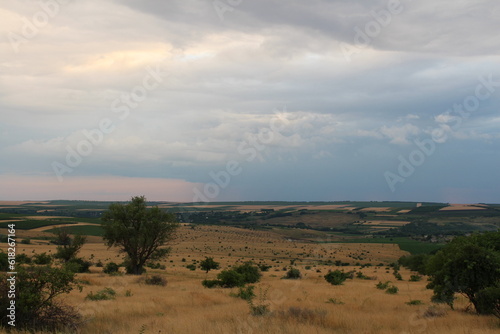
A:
[0, 174, 202, 202]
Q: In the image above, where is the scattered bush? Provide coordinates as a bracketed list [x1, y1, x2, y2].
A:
[32, 252, 52, 265]
[144, 275, 167, 286]
[258, 264, 272, 272]
[356, 271, 371, 280]
[125, 289, 133, 297]
[231, 285, 255, 301]
[326, 298, 344, 305]
[283, 267, 302, 279]
[393, 271, 403, 281]
[186, 264, 197, 271]
[376, 281, 391, 290]
[248, 286, 270, 316]
[409, 275, 422, 282]
[0, 265, 81, 331]
[406, 300, 424, 306]
[86, 287, 116, 301]
[324, 270, 349, 285]
[103, 262, 120, 274]
[65, 257, 91, 273]
[15, 253, 31, 264]
[146, 262, 166, 270]
[202, 279, 221, 288]
[386, 286, 399, 294]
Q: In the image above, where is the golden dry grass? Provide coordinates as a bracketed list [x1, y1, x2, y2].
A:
[3, 225, 499, 334]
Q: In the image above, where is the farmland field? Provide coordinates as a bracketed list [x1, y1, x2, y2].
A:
[1, 200, 499, 333]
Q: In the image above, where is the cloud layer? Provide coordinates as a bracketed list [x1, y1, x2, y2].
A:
[1, 0, 499, 202]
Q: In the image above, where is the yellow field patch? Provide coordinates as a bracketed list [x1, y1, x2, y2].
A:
[359, 207, 391, 212]
[24, 216, 73, 220]
[439, 204, 486, 211]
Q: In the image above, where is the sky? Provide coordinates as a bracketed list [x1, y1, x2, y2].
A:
[1, 0, 499, 203]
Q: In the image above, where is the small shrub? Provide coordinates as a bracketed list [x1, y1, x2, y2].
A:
[406, 300, 424, 306]
[186, 264, 197, 271]
[32, 252, 52, 265]
[65, 258, 91, 273]
[86, 287, 116, 301]
[231, 285, 255, 301]
[386, 286, 399, 294]
[16, 253, 32, 264]
[258, 264, 272, 272]
[283, 267, 302, 279]
[324, 270, 349, 285]
[147, 262, 166, 270]
[409, 275, 422, 282]
[95, 260, 104, 267]
[393, 271, 403, 281]
[376, 281, 391, 290]
[202, 279, 221, 288]
[248, 286, 270, 316]
[356, 271, 369, 280]
[326, 298, 344, 305]
[145, 275, 167, 286]
[103, 262, 120, 274]
[125, 289, 133, 297]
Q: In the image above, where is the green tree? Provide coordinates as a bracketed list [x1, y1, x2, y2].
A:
[53, 228, 87, 263]
[101, 196, 179, 275]
[200, 257, 220, 273]
[426, 231, 500, 312]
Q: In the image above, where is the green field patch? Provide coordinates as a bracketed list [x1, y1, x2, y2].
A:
[0, 220, 78, 230]
[319, 237, 443, 255]
[45, 225, 104, 236]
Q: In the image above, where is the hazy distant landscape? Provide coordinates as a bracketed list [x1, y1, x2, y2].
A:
[1, 200, 499, 333]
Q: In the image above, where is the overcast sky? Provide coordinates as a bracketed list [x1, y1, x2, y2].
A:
[1, 0, 499, 203]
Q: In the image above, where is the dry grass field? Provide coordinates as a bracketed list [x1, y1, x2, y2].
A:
[4, 225, 500, 334]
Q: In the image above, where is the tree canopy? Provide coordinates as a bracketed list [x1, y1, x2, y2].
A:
[426, 231, 500, 313]
[101, 196, 179, 275]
